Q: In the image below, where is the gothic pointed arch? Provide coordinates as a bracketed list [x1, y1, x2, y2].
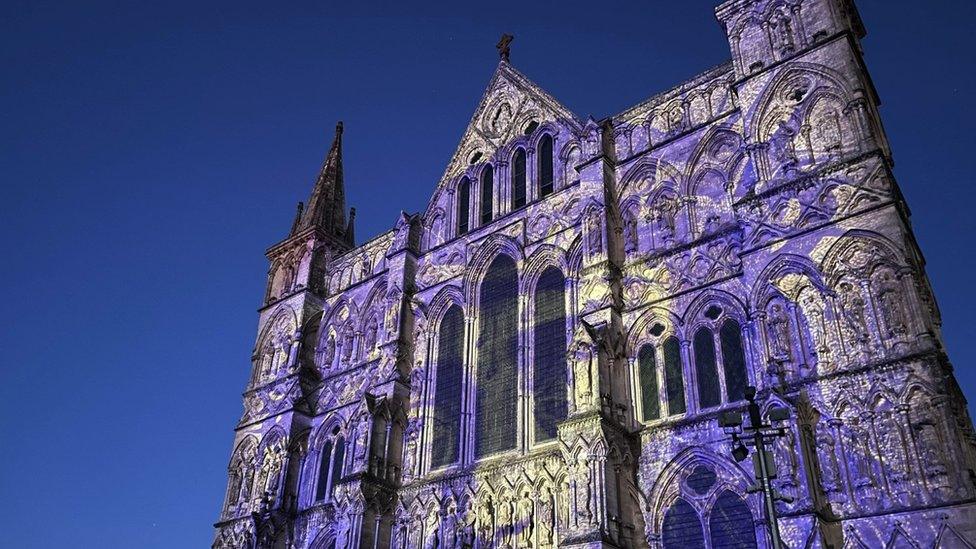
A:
[474, 253, 519, 458]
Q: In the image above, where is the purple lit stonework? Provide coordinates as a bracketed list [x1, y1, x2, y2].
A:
[213, 1, 976, 547]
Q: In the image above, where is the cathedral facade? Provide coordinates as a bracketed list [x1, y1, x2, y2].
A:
[213, 1, 976, 547]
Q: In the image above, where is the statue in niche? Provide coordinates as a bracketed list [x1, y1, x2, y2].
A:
[873, 269, 908, 338]
[537, 488, 555, 547]
[516, 491, 535, 547]
[477, 498, 495, 547]
[402, 428, 418, 480]
[259, 343, 275, 380]
[572, 342, 594, 408]
[259, 444, 284, 500]
[800, 290, 830, 357]
[424, 512, 440, 549]
[667, 105, 685, 133]
[459, 500, 476, 549]
[816, 426, 843, 495]
[441, 508, 457, 549]
[837, 281, 870, 349]
[586, 209, 603, 254]
[622, 207, 638, 253]
[875, 413, 909, 488]
[913, 415, 948, 484]
[363, 320, 378, 358]
[768, 119, 798, 177]
[840, 421, 875, 491]
[767, 301, 794, 361]
[497, 498, 514, 547]
[769, 12, 796, 56]
[652, 197, 676, 244]
[341, 330, 354, 362]
[773, 427, 800, 498]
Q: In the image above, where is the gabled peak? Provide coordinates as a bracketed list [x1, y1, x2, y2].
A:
[433, 58, 583, 196]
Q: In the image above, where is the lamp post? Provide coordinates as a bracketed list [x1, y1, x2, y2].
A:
[718, 386, 793, 549]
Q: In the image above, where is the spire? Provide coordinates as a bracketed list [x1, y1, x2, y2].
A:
[299, 121, 353, 246]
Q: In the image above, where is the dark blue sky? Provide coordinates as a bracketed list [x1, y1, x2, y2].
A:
[1, 0, 973, 546]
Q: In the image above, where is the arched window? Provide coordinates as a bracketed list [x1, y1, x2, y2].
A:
[431, 305, 464, 468]
[533, 267, 567, 442]
[662, 498, 705, 549]
[538, 134, 554, 197]
[512, 148, 527, 210]
[638, 345, 660, 421]
[663, 336, 686, 415]
[313, 438, 333, 501]
[457, 177, 470, 235]
[708, 491, 758, 548]
[720, 319, 748, 403]
[694, 327, 721, 409]
[313, 428, 344, 502]
[475, 255, 518, 457]
[329, 437, 344, 496]
[480, 166, 494, 225]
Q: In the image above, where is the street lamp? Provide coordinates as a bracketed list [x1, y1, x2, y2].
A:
[718, 386, 792, 549]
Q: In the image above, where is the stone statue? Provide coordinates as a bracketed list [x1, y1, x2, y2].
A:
[767, 301, 793, 361]
[516, 492, 534, 547]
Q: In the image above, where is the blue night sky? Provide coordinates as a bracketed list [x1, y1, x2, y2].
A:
[1, 0, 973, 546]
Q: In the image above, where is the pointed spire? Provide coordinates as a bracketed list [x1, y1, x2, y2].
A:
[345, 207, 356, 247]
[289, 201, 304, 235]
[299, 121, 352, 246]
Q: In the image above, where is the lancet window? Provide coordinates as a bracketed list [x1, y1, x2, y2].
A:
[533, 266, 568, 442]
[431, 305, 464, 468]
[475, 255, 519, 457]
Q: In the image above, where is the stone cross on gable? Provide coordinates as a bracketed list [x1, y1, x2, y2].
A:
[496, 33, 514, 61]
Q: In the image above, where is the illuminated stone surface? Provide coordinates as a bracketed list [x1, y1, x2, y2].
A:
[213, 1, 976, 547]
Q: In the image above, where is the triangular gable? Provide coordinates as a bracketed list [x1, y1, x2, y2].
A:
[428, 61, 584, 212]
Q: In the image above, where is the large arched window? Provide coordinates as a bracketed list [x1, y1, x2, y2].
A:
[480, 166, 494, 225]
[708, 491, 758, 548]
[538, 134, 554, 197]
[637, 345, 660, 421]
[431, 305, 464, 468]
[533, 266, 567, 442]
[512, 148, 527, 210]
[663, 336, 686, 415]
[475, 255, 518, 457]
[694, 327, 721, 409]
[313, 427, 345, 502]
[538, 134, 552, 198]
[457, 177, 470, 236]
[720, 319, 748, 403]
[662, 498, 705, 549]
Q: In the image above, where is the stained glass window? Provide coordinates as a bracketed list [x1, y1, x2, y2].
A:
[663, 336, 686, 415]
[708, 491, 758, 549]
[694, 327, 721, 409]
[314, 439, 333, 501]
[512, 149, 527, 210]
[475, 255, 518, 457]
[662, 498, 705, 549]
[638, 345, 660, 421]
[481, 166, 494, 225]
[457, 177, 470, 235]
[720, 319, 748, 403]
[538, 134, 554, 197]
[533, 267, 567, 442]
[431, 305, 464, 468]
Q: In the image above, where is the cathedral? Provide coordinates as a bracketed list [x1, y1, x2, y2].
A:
[213, 0, 976, 547]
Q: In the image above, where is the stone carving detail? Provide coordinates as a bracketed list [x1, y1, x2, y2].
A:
[217, 5, 976, 549]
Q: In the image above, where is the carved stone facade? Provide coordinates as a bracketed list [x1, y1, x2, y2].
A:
[214, 1, 976, 548]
